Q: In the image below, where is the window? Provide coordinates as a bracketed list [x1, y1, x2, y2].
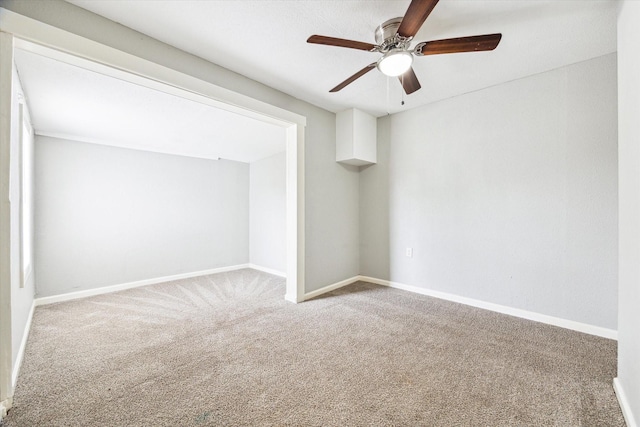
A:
[19, 102, 33, 287]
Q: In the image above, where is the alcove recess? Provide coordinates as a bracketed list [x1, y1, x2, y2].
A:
[336, 108, 377, 166]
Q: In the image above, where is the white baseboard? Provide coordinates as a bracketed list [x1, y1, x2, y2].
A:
[284, 293, 301, 304]
[614, 377, 638, 427]
[303, 275, 361, 300]
[291, 274, 617, 340]
[35, 264, 251, 306]
[12, 301, 35, 389]
[248, 264, 286, 278]
[358, 276, 618, 340]
[32, 269, 618, 340]
[0, 397, 11, 420]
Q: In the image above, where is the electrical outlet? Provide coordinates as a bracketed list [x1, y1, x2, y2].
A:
[405, 248, 413, 258]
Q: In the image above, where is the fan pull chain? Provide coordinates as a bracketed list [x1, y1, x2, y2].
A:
[401, 74, 405, 106]
[386, 76, 390, 115]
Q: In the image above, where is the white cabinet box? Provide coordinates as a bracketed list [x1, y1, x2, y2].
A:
[336, 108, 376, 166]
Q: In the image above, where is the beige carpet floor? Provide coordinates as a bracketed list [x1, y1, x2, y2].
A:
[4, 269, 624, 426]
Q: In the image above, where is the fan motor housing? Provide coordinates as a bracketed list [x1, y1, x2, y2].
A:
[375, 17, 402, 44]
[375, 17, 410, 52]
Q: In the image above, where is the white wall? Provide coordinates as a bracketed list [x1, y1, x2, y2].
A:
[361, 54, 618, 330]
[9, 61, 34, 379]
[304, 118, 359, 292]
[250, 152, 286, 273]
[35, 136, 249, 297]
[0, 0, 359, 294]
[360, 116, 391, 281]
[616, 1, 640, 424]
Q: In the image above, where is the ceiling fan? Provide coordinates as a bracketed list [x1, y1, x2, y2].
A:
[307, 0, 502, 94]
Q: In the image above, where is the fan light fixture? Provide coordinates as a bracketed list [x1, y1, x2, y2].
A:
[307, 0, 503, 94]
[376, 49, 413, 77]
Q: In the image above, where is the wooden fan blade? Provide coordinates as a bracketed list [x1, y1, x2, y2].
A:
[398, 67, 421, 95]
[397, 0, 440, 38]
[307, 35, 377, 52]
[330, 64, 377, 92]
[414, 33, 502, 56]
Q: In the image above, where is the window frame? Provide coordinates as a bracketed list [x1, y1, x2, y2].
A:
[18, 100, 33, 288]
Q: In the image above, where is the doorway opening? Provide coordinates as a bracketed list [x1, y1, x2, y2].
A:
[0, 20, 305, 408]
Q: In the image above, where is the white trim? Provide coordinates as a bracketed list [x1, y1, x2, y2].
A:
[300, 274, 619, 340]
[303, 276, 361, 301]
[284, 293, 299, 304]
[11, 301, 34, 389]
[285, 123, 305, 303]
[614, 377, 638, 427]
[0, 398, 10, 419]
[35, 264, 250, 306]
[359, 276, 618, 340]
[248, 264, 286, 278]
[0, 30, 14, 407]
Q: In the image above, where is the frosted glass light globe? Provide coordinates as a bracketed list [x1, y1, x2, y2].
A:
[377, 50, 413, 77]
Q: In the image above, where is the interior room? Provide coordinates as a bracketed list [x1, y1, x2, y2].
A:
[0, 0, 638, 426]
[14, 47, 288, 299]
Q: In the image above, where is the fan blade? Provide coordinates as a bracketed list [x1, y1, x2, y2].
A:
[397, 0, 440, 38]
[414, 33, 502, 56]
[399, 67, 421, 94]
[307, 35, 377, 52]
[330, 64, 377, 92]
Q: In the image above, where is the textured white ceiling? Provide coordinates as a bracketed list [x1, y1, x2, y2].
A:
[67, 0, 618, 117]
[14, 48, 286, 163]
